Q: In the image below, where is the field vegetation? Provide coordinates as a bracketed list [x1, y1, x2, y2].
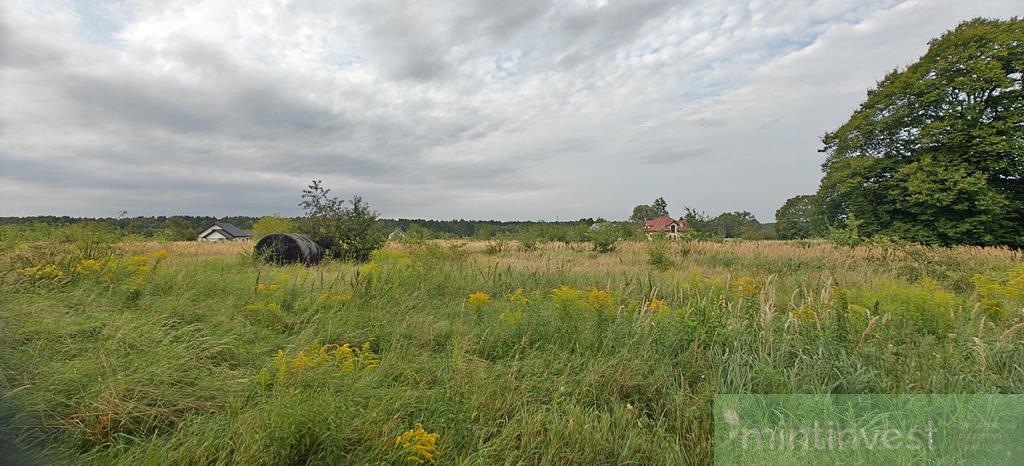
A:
[2, 224, 1023, 464]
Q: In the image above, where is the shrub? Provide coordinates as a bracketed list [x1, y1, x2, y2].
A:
[848, 277, 957, 335]
[252, 214, 296, 240]
[972, 265, 1024, 319]
[518, 227, 546, 251]
[484, 240, 509, 255]
[646, 240, 674, 271]
[588, 224, 620, 253]
[298, 180, 386, 262]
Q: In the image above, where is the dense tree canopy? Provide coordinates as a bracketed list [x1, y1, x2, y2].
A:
[706, 211, 760, 238]
[775, 195, 823, 239]
[815, 17, 1024, 247]
[629, 197, 669, 223]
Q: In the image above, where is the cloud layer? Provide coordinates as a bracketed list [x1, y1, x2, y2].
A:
[0, 0, 1019, 220]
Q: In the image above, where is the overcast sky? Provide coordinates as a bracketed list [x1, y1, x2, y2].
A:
[0, 0, 1019, 221]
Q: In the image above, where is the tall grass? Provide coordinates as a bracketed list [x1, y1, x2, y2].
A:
[1, 238, 1022, 464]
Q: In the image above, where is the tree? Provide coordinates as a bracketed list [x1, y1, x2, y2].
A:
[682, 207, 711, 232]
[629, 197, 670, 223]
[252, 214, 296, 240]
[588, 222, 623, 253]
[162, 217, 194, 241]
[775, 195, 824, 239]
[298, 180, 385, 261]
[706, 211, 760, 238]
[815, 18, 1024, 246]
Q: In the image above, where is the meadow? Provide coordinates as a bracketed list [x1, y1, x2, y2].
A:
[1, 235, 1023, 464]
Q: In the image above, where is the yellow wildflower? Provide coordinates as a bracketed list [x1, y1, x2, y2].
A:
[507, 288, 530, 306]
[466, 292, 492, 309]
[153, 250, 169, 260]
[267, 303, 280, 311]
[74, 259, 103, 274]
[21, 264, 64, 281]
[550, 285, 584, 308]
[647, 298, 668, 313]
[320, 292, 353, 303]
[789, 306, 818, 324]
[583, 288, 613, 311]
[395, 424, 440, 464]
[730, 276, 762, 299]
[257, 342, 380, 389]
[972, 265, 1024, 318]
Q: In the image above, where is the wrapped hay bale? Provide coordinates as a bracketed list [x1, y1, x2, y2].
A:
[254, 233, 324, 265]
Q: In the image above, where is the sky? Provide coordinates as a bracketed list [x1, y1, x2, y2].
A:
[0, 0, 1020, 221]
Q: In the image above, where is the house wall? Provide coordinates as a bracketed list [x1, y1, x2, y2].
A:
[201, 230, 228, 241]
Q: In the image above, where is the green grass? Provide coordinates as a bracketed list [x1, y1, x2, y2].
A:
[1, 239, 1023, 464]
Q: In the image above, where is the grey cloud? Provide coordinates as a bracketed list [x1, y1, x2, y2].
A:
[1, 0, 1020, 220]
[640, 147, 712, 165]
[62, 73, 218, 133]
[551, 0, 685, 67]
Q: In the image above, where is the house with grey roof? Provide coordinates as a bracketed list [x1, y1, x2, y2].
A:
[198, 223, 252, 241]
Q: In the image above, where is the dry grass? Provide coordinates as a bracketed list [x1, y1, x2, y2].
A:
[119, 240, 254, 257]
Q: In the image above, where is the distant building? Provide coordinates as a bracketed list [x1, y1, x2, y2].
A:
[644, 215, 688, 239]
[198, 223, 252, 241]
[388, 229, 406, 240]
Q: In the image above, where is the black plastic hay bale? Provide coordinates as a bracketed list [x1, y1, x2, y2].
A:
[254, 233, 324, 265]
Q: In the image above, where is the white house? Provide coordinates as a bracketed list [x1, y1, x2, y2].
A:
[198, 223, 252, 241]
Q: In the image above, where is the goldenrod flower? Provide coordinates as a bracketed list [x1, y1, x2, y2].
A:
[789, 306, 818, 324]
[320, 292, 353, 303]
[583, 289, 613, 311]
[256, 342, 380, 389]
[395, 424, 439, 464]
[21, 264, 64, 281]
[550, 285, 584, 308]
[466, 292, 492, 309]
[730, 276, 762, 299]
[74, 259, 103, 274]
[507, 288, 530, 306]
[647, 298, 668, 313]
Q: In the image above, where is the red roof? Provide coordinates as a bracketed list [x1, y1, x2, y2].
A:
[644, 215, 688, 232]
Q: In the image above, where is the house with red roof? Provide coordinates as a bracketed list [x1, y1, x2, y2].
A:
[644, 215, 688, 238]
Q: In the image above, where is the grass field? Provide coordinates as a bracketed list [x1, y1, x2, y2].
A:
[2, 238, 1023, 464]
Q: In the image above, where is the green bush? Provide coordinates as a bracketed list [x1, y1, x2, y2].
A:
[298, 180, 385, 262]
[849, 277, 957, 335]
[252, 215, 296, 240]
[588, 225, 620, 253]
[646, 239, 674, 271]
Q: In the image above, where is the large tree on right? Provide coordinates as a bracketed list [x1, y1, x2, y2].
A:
[816, 18, 1023, 247]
